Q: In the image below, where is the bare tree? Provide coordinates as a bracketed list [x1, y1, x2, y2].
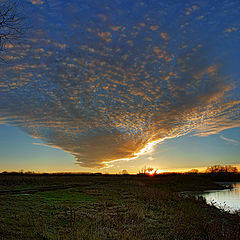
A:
[0, 0, 24, 53]
[121, 170, 129, 175]
[187, 169, 199, 174]
[206, 165, 238, 174]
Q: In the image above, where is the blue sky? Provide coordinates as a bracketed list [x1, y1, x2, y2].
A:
[1, 124, 239, 173]
[0, 0, 239, 173]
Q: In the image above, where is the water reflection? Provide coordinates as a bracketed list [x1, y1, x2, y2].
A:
[200, 182, 240, 212]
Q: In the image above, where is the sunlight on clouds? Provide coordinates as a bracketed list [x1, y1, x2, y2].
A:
[30, 0, 43, 5]
[0, 0, 240, 168]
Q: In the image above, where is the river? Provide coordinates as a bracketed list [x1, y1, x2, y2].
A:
[199, 182, 240, 212]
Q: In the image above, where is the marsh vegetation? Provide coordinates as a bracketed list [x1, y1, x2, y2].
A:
[0, 174, 239, 240]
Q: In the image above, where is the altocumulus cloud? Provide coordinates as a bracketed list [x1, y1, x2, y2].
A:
[0, 0, 240, 168]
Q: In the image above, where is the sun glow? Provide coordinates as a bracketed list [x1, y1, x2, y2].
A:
[146, 169, 165, 175]
[102, 138, 166, 168]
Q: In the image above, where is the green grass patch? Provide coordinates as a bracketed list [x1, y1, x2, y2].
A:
[37, 188, 98, 204]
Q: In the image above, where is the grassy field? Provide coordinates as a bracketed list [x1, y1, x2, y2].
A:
[0, 175, 239, 240]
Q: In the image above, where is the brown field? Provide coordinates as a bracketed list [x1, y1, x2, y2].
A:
[0, 175, 239, 240]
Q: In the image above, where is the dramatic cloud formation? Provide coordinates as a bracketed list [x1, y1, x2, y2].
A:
[0, 0, 240, 167]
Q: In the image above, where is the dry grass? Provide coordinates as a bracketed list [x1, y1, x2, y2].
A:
[0, 175, 239, 239]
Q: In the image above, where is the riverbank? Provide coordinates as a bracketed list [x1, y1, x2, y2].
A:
[0, 175, 239, 239]
[198, 182, 240, 213]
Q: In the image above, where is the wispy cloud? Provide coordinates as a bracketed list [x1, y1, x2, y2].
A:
[220, 135, 240, 146]
[0, 0, 240, 168]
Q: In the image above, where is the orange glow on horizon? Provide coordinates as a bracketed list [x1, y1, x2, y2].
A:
[145, 168, 165, 176]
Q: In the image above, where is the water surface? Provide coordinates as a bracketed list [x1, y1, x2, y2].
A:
[200, 182, 240, 212]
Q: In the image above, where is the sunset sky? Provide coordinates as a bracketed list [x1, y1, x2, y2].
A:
[0, 0, 240, 174]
